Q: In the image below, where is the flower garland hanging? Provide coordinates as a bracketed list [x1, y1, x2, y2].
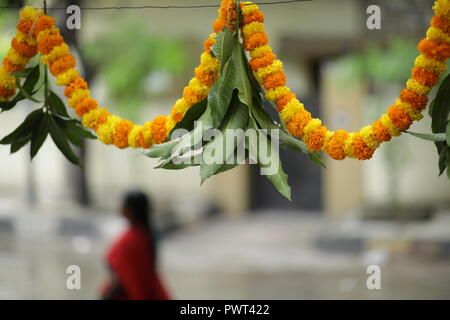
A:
[0, 0, 449, 198]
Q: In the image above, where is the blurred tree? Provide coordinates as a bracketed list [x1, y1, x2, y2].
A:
[84, 20, 186, 120]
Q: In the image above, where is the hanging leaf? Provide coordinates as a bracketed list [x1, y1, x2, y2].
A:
[10, 133, 32, 154]
[438, 147, 449, 177]
[48, 91, 70, 118]
[48, 116, 81, 166]
[211, 28, 234, 71]
[54, 117, 96, 147]
[404, 131, 447, 142]
[248, 117, 291, 200]
[0, 109, 42, 145]
[30, 112, 49, 159]
[200, 94, 249, 182]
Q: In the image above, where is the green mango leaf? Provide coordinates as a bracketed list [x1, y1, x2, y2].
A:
[212, 28, 234, 71]
[248, 117, 292, 200]
[54, 117, 96, 147]
[11, 67, 35, 78]
[48, 92, 70, 118]
[146, 138, 183, 159]
[212, 62, 237, 127]
[170, 98, 207, 134]
[48, 116, 80, 166]
[439, 147, 449, 176]
[404, 131, 447, 142]
[30, 113, 49, 159]
[200, 95, 249, 182]
[446, 121, 450, 146]
[0, 109, 42, 145]
[233, 43, 254, 109]
[447, 155, 450, 180]
[0, 94, 24, 111]
[10, 133, 31, 154]
[430, 73, 450, 155]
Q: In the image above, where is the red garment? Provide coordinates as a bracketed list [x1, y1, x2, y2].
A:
[104, 225, 170, 300]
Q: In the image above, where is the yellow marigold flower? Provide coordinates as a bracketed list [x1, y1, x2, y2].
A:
[344, 133, 356, 159]
[41, 43, 70, 65]
[188, 78, 209, 96]
[395, 98, 424, 121]
[96, 115, 121, 145]
[36, 27, 60, 43]
[56, 68, 79, 86]
[82, 108, 108, 130]
[427, 26, 450, 44]
[406, 78, 431, 96]
[68, 88, 90, 108]
[7, 48, 28, 66]
[381, 113, 400, 137]
[128, 125, 143, 149]
[15, 31, 38, 46]
[414, 55, 447, 75]
[433, 0, 450, 19]
[166, 115, 177, 133]
[280, 98, 304, 123]
[250, 44, 272, 59]
[255, 59, 283, 83]
[0, 66, 17, 90]
[241, 2, 259, 15]
[359, 125, 380, 150]
[303, 118, 322, 138]
[19, 7, 43, 21]
[242, 22, 265, 38]
[200, 52, 219, 72]
[265, 86, 290, 102]
[142, 121, 154, 147]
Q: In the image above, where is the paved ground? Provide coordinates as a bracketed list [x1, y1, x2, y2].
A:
[0, 211, 449, 299]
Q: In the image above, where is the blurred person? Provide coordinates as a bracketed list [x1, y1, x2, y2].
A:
[101, 190, 170, 300]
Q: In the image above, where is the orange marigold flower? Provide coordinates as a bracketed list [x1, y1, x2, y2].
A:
[37, 34, 64, 55]
[213, 18, 228, 34]
[195, 66, 218, 86]
[113, 120, 134, 149]
[151, 116, 168, 144]
[0, 87, 16, 99]
[64, 77, 88, 98]
[417, 38, 450, 61]
[11, 38, 37, 57]
[49, 54, 76, 76]
[243, 32, 269, 51]
[276, 93, 296, 112]
[183, 86, 205, 105]
[243, 10, 264, 25]
[75, 98, 98, 117]
[372, 120, 391, 142]
[412, 67, 439, 87]
[387, 105, 412, 130]
[306, 125, 327, 151]
[399, 89, 428, 111]
[325, 130, 349, 160]
[352, 134, 374, 160]
[263, 71, 286, 90]
[250, 51, 277, 71]
[431, 16, 450, 35]
[137, 131, 149, 149]
[16, 19, 33, 35]
[204, 37, 215, 52]
[285, 109, 312, 138]
[172, 112, 184, 123]
[32, 16, 55, 37]
[91, 112, 110, 131]
[3, 57, 22, 73]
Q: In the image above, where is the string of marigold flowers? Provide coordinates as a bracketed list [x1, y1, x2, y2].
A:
[239, 0, 450, 160]
[1, 0, 449, 159]
[0, 1, 236, 149]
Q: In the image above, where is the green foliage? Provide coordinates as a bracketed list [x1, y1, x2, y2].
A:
[146, 26, 324, 200]
[0, 64, 96, 165]
[84, 20, 187, 118]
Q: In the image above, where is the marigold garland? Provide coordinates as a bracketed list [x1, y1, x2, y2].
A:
[239, 0, 450, 160]
[0, 0, 449, 161]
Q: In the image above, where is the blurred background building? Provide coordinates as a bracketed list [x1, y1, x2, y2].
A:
[0, 0, 449, 299]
